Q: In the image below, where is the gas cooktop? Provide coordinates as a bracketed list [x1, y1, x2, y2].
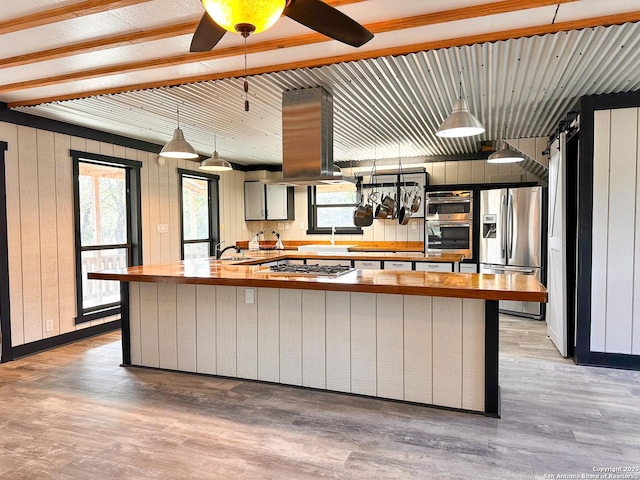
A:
[262, 263, 355, 277]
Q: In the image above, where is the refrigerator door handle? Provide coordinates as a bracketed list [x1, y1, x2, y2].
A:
[507, 193, 514, 261]
[500, 194, 506, 261]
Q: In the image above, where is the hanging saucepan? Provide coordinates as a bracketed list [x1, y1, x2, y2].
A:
[375, 202, 390, 219]
[353, 192, 374, 227]
[398, 188, 411, 225]
[410, 189, 422, 213]
[390, 193, 398, 220]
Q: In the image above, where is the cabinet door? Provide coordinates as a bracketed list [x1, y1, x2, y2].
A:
[383, 261, 412, 271]
[266, 185, 288, 220]
[415, 262, 453, 273]
[244, 181, 265, 220]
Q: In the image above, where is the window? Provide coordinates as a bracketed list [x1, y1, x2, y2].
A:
[72, 151, 142, 324]
[179, 169, 220, 259]
[307, 184, 362, 234]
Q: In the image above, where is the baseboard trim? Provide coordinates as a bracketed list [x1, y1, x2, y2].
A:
[10, 320, 121, 360]
[578, 351, 640, 371]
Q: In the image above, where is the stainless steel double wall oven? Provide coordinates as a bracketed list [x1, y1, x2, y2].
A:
[424, 190, 473, 260]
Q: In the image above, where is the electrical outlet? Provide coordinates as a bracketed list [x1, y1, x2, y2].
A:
[245, 288, 255, 304]
[299, 222, 305, 230]
[412, 221, 418, 230]
[285, 223, 290, 230]
[45, 319, 54, 332]
[156, 224, 169, 234]
[278, 222, 284, 229]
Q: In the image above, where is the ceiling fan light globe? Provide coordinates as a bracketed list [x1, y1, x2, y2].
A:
[202, 0, 286, 34]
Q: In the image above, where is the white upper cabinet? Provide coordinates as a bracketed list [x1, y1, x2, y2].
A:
[244, 181, 294, 221]
[244, 181, 266, 221]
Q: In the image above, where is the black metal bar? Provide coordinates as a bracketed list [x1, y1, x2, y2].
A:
[0, 142, 13, 362]
[80, 244, 130, 252]
[119, 282, 131, 366]
[484, 300, 500, 417]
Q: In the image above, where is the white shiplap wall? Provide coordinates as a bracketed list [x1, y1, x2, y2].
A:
[0, 121, 244, 348]
[0, 118, 540, 349]
[591, 108, 640, 355]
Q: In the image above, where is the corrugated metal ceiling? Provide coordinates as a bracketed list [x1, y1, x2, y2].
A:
[14, 21, 640, 166]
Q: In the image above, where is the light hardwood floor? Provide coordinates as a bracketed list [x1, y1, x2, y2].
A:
[1, 316, 639, 479]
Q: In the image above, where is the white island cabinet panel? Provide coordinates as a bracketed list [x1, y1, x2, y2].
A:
[176, 284, 197, 372]
[432, 297, 463, 409]
[376, 294, 404, 400]
[196, 285, 217, 375]
[123, 282, 490, 413]
[139, 282, 160, 368]
[462, 298, 485, 411]
[326, 291, 351, 393]
[129, 282, 142, 365]
[280, 289, 303, 386]
[257, 288, 280, 383]
[350, 293, 377, 396]
[216, 286, 237, 377]
[302, 290, 326, 389]
[404, 295, 433, 403]
[237, 288, 258, 380]
[157, 283, 178, 370]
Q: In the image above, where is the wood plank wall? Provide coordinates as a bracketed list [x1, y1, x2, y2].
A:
[591, 108, 640, 355]
[0, 121, 244, 348]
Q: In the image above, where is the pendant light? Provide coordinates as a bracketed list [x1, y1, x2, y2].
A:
[160, 105, 199, 159]
[436, 72, 485, 138]
[199, 134, 232, 171]
[488, 126, 524, 164]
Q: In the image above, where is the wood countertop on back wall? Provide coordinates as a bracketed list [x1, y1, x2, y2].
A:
[236, 240, 425, 253]
[90, 258, 547, 303]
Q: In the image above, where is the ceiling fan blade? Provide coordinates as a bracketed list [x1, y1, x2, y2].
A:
[190, 12, 227, 52]
[284, 0, 373, 48]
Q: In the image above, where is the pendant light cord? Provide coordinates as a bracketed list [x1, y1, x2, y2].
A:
[243, 34, 249, 112]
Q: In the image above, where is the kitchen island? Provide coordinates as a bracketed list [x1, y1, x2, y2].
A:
[90, 257, 546, 417]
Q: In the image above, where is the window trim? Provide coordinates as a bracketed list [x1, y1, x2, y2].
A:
[178, 168, 220, 259]
[72, 150, 142, 325]
[306, 185, 363, 235]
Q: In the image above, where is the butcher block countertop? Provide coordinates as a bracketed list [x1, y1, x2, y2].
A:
[230, 250, 464, 264]
[90, 258, 547, 303]
[236, 240, 424, 252]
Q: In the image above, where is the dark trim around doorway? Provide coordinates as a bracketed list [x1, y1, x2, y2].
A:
[0, 141, 12, 362]
[575, 89, 640, 370]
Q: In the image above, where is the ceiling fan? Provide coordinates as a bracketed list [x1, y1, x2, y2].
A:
[190, 0, 374, 52]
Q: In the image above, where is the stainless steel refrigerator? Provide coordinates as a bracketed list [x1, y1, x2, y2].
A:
[479, 186, 543, 318]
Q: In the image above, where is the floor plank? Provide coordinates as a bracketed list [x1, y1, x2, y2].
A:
[1, 316, 639, 479]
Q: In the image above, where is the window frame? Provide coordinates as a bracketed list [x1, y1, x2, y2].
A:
[72, 150, 142, 325]
[178, 168, 220, 259]
[306, 184, 363, 235]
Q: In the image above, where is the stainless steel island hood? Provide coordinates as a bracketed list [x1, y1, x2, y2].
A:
[262, 87, 356, 186]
